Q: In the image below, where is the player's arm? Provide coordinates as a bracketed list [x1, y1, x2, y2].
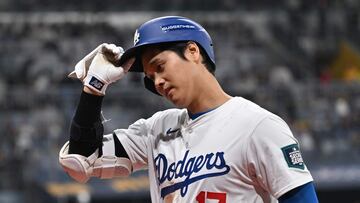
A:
[246, 116, 316, 200]
[58, 44, 134, 183]
[278, 182, 318, 203]
[68, 87, 129, 159]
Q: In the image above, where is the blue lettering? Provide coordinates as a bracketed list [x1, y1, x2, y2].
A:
[205, 153, 215, 170]
[184, 156, 195, 176]
[167, 162, 176, 181]
[174, 150, 188, 178]
[154, 154, 167, 184]
[154, 150, 230, 198]
[193, 155, 205, 172]
[214, 152, 226, 169]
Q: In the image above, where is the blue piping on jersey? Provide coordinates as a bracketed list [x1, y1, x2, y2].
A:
[188, 107, 217, 120]
[278, 182, 318, 203]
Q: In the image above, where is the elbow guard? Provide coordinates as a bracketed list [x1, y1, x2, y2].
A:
[59, 134, 132, 183]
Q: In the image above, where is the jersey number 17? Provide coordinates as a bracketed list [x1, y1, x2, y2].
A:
[196, 191, 227, 203]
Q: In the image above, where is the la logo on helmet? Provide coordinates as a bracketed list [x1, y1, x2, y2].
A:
[133, 29, 140, 45]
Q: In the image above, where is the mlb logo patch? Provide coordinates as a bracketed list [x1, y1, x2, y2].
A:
[89, 76, 104, 91]
[281, 144, 305, 170]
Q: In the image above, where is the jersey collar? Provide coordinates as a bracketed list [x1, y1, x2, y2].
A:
[188, 107, 217, 120]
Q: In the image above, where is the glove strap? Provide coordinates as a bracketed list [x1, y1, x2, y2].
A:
[84, 75, 108, 95]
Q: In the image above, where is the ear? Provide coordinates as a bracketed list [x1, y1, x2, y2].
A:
[184, 42, 201, 63]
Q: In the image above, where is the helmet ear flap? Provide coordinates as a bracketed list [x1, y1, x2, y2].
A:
[143, 77, 161, 96]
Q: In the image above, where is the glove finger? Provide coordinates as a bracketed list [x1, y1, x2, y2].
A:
[68, 70, 77, 79]
[85, 43, 108, 62]
[107, 66, 126, 82]
[114, 46, 124, 61]
[70, 59, 87, 79]
[103, 44, 119, 55]
[101, 45, 123, 64]
[68, 43, 109, 80]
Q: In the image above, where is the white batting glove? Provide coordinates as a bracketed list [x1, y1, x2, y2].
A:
[69, 43, 134, 95]
[68, 43, 107, 81]
[84, 45, 134, 95]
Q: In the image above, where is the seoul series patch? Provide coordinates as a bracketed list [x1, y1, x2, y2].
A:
[89, 76, 104, 91]
[281, 144, 305, 170]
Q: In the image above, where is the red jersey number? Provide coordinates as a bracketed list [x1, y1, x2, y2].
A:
[196, 191, 227, 203]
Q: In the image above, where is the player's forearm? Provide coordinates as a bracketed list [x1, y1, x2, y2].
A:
[68, 89, 104, 156]
[70, 87, 130, 159]
[74, 88, 103, 126]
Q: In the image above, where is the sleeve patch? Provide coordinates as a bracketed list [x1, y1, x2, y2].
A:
[281, 144, 305, 170]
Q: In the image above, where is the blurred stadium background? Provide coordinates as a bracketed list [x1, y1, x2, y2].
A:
[0, 0, 360, 202]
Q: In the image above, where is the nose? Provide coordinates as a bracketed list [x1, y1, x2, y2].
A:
[154, 74, 165, 94]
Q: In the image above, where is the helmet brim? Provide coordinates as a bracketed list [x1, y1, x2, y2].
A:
[118, 45, 161, 96]
[118, 46, 144, 72]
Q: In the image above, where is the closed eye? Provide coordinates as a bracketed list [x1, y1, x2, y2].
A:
[156, 63, 165, 73]
[145, 58, 166, 81]
[146, 64, 164, 82]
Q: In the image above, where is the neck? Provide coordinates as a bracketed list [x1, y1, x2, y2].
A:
[187, 74, 232, 114]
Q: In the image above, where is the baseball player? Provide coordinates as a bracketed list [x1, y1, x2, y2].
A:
[59, 16, 319, 203]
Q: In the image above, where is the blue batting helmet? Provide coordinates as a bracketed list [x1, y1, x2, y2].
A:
[118, 16, 215, 95]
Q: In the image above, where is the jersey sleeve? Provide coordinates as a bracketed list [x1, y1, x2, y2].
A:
[246, 115, 314, 199]
[112, 112, 161, 172]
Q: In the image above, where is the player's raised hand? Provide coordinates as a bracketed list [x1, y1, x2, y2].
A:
[68, 43, 134, 95]
[68, 43, 107, 81]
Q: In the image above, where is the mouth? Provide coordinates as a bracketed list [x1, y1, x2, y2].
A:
[164, 87, 174, 98]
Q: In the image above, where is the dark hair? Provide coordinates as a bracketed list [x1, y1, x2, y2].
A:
[155, 41, 216, 75]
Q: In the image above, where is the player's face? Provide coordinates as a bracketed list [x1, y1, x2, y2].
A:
[141, 44, 200, 108]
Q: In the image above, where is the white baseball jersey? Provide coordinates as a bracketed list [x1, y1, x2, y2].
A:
[113, 97, 313, 203]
